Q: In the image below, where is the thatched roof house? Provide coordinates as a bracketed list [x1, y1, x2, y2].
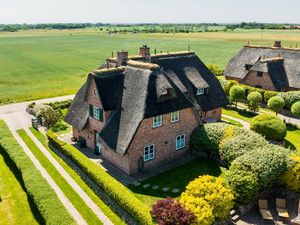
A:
[224, 41, 300, 91]
[65, 46, 228, 175]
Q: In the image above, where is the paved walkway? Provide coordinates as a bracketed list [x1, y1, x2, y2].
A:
[222, 114, 250, 129]
[25, 128, 113, 225]
[5, 124, 87, 225]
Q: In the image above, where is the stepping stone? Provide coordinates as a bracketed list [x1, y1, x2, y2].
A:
[133, 182, 141, 187]
[152, 185, 159, 190]
[142, 184, 150, 188]
[162, 187, 170, 192]
[230, 209, 237, 216]
[232, 214, 240, 222]
[171, 188, 180, 193]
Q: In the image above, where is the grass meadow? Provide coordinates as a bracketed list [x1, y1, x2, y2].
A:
[1, 28, 300, 103]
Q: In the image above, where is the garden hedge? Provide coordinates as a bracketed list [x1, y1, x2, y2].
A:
[0, 121, 75, 225]
[250, 114, 287, 141]
[278, 91, 300, 109]
[46, 130, 153, 225]
[226, 145, 292, 204]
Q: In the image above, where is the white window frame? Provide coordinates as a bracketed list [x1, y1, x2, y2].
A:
[176, 134, 186, 150]
[196, 88, 205, 95]
[144, 144, 155, 161]
[153, 115, 162, 128]
[93, 106, 100, 120]
[171, 111, 180, 123]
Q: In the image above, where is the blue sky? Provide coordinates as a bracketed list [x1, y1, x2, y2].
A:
[0, 0, 299, 24]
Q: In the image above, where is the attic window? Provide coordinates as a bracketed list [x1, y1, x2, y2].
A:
[257, 71, 263, 77]
[153, 115, 162, 128]
[196, 88, 205, 96]
[245, 64, 253, 70]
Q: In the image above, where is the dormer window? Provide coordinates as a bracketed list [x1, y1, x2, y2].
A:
[196, 88, 205, 96]
[89, 104, 103, 121]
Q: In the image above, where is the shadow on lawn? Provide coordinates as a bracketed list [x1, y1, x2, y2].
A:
[128, 158, 222, 199]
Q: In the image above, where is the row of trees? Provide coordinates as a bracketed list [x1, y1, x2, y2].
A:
[225, 22, 298, 30]
[229, 85, 300, 117]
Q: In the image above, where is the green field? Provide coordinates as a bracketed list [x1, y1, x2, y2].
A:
[1, 28, 300, 103]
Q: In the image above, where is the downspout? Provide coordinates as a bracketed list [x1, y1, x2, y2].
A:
[192, 107, 203, 126]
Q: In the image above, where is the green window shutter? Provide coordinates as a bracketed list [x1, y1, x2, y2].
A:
[99, 109, 103, 121]
[89, 104, 93, 117]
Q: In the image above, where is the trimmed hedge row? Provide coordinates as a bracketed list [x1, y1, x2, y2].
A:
[0, 121, 75, 225]
[46, 130, 153, 225]
[223, 80, 300, 109]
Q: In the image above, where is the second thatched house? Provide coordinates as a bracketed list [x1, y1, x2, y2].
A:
[224, 41, 300, 91]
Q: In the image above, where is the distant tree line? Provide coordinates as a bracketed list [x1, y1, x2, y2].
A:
[1, 22, 299, 33]
[225, 22, 300, 31]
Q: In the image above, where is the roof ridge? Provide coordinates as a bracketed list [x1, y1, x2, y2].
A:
[91, 67, 125, 76]
[127, 60, 160, 70]
[245, 45, 300, 52]
[260, 57, 284, 63]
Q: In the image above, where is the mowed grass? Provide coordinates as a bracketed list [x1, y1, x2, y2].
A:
[128, 158, 222, 207]
[0, 153, 38, 225]
[17, 129, 104, 225]
[1, 28, 300, 103]
[28, 128, 125, 225]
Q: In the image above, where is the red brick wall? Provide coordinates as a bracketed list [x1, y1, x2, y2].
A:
[123, 108, 199, 175]
[242, 71, 276, 91]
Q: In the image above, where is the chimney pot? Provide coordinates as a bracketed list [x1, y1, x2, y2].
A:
[116, 51, 128, 66]
[274, 41, 282, 48]
[140, 45, 151, 59]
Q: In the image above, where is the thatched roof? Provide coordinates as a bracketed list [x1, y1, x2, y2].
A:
[65, 51, 228, 155]
[224, 45, 300, 89]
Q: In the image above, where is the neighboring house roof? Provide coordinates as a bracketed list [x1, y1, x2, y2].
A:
[65, 51, 228, 155]
[224, 45, 300, 89]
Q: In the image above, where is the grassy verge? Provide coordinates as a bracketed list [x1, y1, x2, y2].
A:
[222, 107, 255, 122]
[17, 129, 103, 225]
[0, 120, 75, 225]
[285, 124, 300, 151]
[0, 154, 37, 225]
[221, 116, 243, 127]
[128, 159, 222, 207]
[29, 128, 125, 225]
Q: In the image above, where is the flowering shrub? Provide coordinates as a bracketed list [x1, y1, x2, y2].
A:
[151, 198, 195, 225]
[281, 154, 300, 192]
[180, 176, 234, 224]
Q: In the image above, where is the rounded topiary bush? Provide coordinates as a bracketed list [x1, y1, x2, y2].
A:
[291, 101, 300, 117]
[267, 96, 285, 115]
[250, 114, 287, 141]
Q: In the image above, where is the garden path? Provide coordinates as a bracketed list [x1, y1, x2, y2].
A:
[222, 114, 250, 129]
[25, 128, 113, 225]
[2, 119, 87, 225]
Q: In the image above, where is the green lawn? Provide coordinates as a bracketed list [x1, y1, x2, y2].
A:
[1, 28, 300, 104]
[29, 128, 125, 225]
[128, 158, 223, 207]
[222, 107, 255, 122]
[17, 129, 106, 225]
[0, 153, 38, 225]
[221, 116, 243, 127]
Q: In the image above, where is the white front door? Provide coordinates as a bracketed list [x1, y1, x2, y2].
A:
[95, 133, 102, 155]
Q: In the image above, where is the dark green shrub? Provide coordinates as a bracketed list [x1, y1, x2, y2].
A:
[247, 91, 262, 113]
[264, 91, 278, 103]
[219, 131, 267, 165]
[278, 91, 300, 109]
[291, 101, 300, 117]
[191, 123, 230, 159]
[267, 96, 285, 115]
[46, 131, 153, 225]
[51, 121, 69, 132]
[0, 121, 75, 225]
[45, 99, 72, 110]
[250, 114, 287, 140]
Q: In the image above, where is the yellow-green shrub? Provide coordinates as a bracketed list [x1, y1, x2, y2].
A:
[180, 175, 234, 224]
[281, 154, 300, 192]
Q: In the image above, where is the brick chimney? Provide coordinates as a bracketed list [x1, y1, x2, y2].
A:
[274, 41, 282, 48]
[116, 51, 128, 66]
[140, 45, 151, 59]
